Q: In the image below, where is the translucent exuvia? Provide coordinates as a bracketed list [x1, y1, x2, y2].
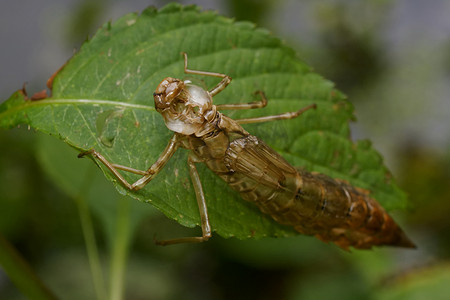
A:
[79, 53, 415, 250]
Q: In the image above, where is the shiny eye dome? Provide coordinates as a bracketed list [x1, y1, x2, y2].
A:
[184, 83, 212, 110]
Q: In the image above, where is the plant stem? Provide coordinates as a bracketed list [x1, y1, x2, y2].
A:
[75, 168, 108, 300]
[109, 196, 131, 300]
[0, 233, 58, 300]
[75, 194, 108, 300]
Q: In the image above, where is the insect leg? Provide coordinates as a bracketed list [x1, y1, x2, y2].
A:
[155, 155, 212, 245]
[216, 91, 268, 110]
[182, 52, 231, 97]
[78, 134, 179, 191]
[108, 164, 148, 175]
[236, 103, 317, 124]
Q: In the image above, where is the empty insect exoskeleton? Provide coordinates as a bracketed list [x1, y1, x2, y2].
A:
[79, 53, 415, 250]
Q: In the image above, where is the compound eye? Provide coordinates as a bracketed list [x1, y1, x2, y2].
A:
[166, 82, 182, 99]
[154, 93, 169, 111]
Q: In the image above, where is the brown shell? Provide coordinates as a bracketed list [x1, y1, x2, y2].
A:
[193, 132, 415, 250]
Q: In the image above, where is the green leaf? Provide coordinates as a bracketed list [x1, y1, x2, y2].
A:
[0, 3, 406, 240]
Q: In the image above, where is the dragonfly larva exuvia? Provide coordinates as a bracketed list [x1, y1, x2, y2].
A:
[79, 53, 415, 250]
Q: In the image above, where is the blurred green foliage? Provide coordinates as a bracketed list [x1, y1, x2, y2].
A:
[64, 0, 106, 45]
[397, 144, 450, 255]
[0, 129, 83, 262]
[313, 3, 387, 93]
[229, 0, 273, 24]
[1, 1, 450, 300]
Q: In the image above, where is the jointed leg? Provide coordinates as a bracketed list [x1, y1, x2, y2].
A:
[182, 52, 231, 97]
[80, 133, 212, 245]
[78, 133, 179, 191]
[216, 91, 268, 110]
[182, 53, 316, 124]
[213, 88, 315, 125]
[156, 155, 212, 245]
[236, 103, 317, 124]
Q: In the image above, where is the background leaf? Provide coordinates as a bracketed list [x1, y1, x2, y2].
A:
[374, 264, 450, 300]
[0, 3, 406, 240]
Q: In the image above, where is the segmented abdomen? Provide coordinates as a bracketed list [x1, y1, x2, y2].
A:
[221, 135, 415, 250]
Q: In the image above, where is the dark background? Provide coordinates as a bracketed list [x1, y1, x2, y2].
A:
[1, 0, 450, 299]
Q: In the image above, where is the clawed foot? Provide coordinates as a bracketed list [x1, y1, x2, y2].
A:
[77, 149, 94, 158]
